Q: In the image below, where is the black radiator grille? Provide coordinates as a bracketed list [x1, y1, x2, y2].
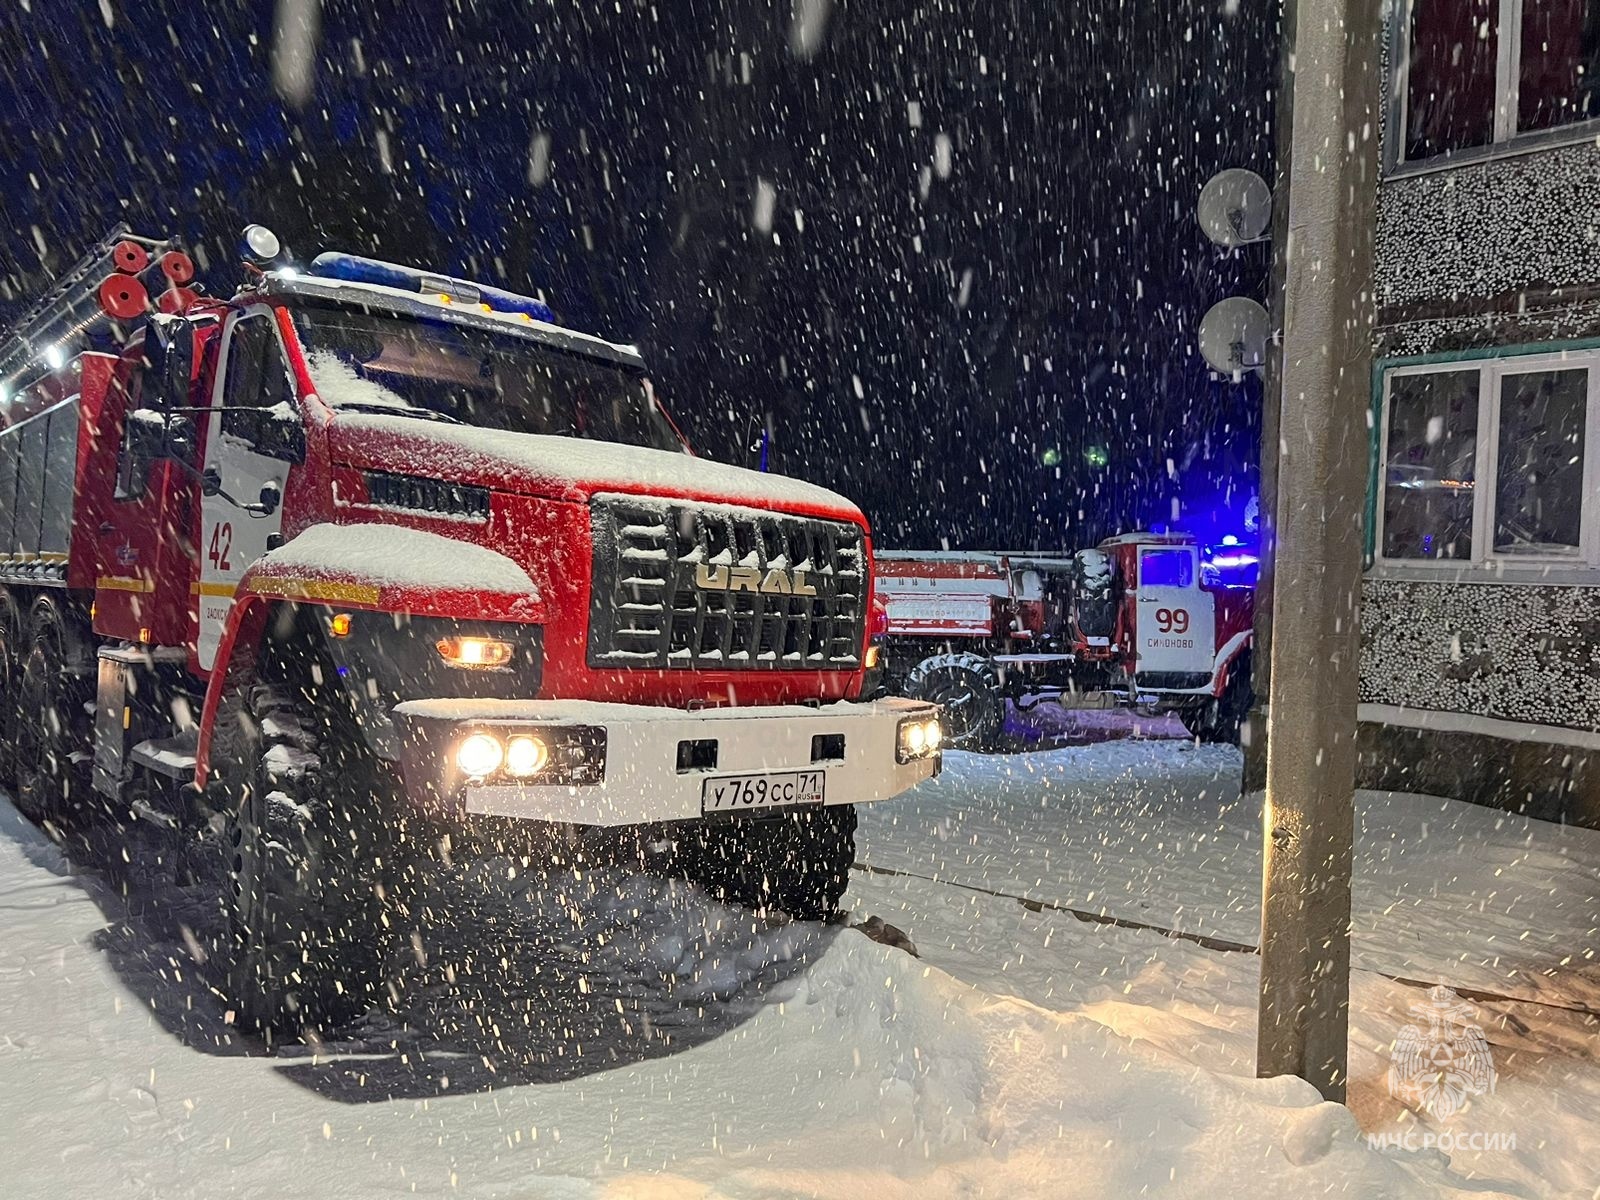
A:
[589, 496, 867, 671]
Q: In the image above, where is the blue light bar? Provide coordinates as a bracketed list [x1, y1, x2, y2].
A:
[307, 253, 556, 323]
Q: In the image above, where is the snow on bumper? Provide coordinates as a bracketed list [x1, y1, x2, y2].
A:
[392, 696, 941, 827]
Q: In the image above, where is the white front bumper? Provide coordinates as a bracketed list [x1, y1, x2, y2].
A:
[395, 695, 941, 827]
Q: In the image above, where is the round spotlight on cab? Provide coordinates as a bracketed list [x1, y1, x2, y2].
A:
[455, 732, 504, 779]
[505, 735, 549, 779]
[240, 223, 283, 265]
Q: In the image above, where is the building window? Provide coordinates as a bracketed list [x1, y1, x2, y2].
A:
[1493, 366, 1588, 553]
[1382, 369, 1479, 560]
[1397, 0, 1600, 165]
[1404, 0, 1501, 160]
[1377, 353, 1598, 565]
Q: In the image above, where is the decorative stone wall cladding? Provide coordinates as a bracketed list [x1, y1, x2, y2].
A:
[1377, 300, 1600, 359]
[1359, 579, 1600, 732]
[1375, 142, 1600, 310]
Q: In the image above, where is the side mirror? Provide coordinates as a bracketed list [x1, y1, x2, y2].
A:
[201, 465, 223, 497]
[140, 317, 169, 379]
[256, 479, 282, 516]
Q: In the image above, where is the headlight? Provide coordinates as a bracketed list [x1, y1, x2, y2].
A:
[456, 732, 505, 778]
[505, 735, 549, 778]
[433, 724, 607, 788]
[896, 714, 943, 763]
[436, 636, 515, 669]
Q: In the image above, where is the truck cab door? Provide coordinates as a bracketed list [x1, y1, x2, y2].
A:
[196, 312, 303, 672]
[1133, 545, 1215, 684]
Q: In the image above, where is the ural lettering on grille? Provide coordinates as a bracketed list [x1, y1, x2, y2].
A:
[588, 495, 866, 670]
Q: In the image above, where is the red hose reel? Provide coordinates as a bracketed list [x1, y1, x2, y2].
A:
[97, 242, 198, 319]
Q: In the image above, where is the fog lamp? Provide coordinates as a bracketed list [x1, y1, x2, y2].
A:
[896, 714, 943, 763]
[437, 636, 514, 669]
[505, 735, 549, 778]
[456, 733, 504, 778]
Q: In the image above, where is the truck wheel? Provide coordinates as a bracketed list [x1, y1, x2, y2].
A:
[682, 804, 857, 921]
[903, 652, 1002, 750]
[1179, 656, 1252, 745]
[0, 591, 21, 788]
[218, 671, 397, 1039]
[12, 598, 92, 824]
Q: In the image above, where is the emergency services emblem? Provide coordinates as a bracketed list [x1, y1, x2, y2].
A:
[1387, 986, 1497, 1120]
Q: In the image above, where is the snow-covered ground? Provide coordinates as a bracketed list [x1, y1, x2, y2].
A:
[856, 741, 1600, 1198]
[1, 738, 1596, 1198]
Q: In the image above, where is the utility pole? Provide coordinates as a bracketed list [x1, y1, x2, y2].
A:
[1255, 0, 1381, 1103]
[1240, 10, 1294, 796]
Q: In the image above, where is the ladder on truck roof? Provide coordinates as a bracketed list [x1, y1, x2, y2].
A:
[0, 225, 196, 397]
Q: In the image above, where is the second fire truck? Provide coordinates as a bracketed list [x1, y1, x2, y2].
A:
[876, 534, 1256, 747]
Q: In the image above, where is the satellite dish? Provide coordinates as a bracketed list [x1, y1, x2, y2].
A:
[1197, 168, 1272, 247]
[1198, 296, 1270, 375]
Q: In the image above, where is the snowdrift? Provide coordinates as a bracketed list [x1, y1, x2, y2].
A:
[0, 796, 1474, 1199]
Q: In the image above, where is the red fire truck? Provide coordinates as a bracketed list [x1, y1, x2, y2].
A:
[877, 533, 1255, 747]
[0, 226, 941, 1034]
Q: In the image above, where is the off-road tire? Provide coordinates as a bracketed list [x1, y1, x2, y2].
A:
[217, 659, 402, 1039]
[0, 590, 23, 789]
[1178, 655, 1252, 746]
[682, 804, 857, 921]
[12, 597, 93, 824]
[902, 652, 1003, 750]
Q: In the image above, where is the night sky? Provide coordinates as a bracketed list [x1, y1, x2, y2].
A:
[0, 0, 1273, 550]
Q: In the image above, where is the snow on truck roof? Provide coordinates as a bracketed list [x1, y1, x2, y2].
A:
[1098, 531, 1196, 547]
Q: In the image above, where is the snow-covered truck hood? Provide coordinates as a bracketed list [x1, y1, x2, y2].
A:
[327, 413, 865, 522]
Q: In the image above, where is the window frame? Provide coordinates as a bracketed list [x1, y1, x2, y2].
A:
[213, 308, 305, 461]
[1389, 0, 1600, 174]
[1374, 349, 1600, 573]
[1137, 546, 1197, 590]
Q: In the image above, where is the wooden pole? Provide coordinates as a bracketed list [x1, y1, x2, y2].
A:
[1255, 0, 1381, 1103]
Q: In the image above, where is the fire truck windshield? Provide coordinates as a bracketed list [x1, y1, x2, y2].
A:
[292, 306, 683, 452]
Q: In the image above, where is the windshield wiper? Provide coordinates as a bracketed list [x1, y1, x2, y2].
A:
[332, 401, 467, 426]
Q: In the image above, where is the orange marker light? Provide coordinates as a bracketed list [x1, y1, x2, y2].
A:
[329, 612, 353, 637]
[436, 637, 514, 669]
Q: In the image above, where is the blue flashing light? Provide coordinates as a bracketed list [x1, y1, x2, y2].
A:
[1221, 534, 1240, 546]
[306, 253, 557, 324]
[476, 283, 557, 323]
[1201, 543, 1261, 589]
[309, 253, 418, 290]
[1208, 552, 1259, 570]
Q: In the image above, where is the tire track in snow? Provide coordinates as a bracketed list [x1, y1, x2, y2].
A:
[853, 861, 1600, 1021]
